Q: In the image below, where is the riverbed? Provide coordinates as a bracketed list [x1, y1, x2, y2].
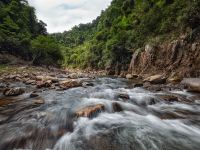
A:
[0, 77, 200, 150]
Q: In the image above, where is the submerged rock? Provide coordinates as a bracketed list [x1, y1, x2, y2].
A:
[75, 104, 105, 118]
[30, 92, 39, 98]
[32, 99, 45, 105]
[117, 93, 130, 100]
[112, 102, 123, 112]
[158, 95, 178, 102]
[3, 87, 25, 96]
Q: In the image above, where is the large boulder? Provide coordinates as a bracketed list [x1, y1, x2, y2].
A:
[144, 74, 166, 84]
[3, 87, 25, 96]
[75, 104, 105, 118]
[181, 78, 200, 92]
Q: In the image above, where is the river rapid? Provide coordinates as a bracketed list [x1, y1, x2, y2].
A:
[0, 77, 200, 150]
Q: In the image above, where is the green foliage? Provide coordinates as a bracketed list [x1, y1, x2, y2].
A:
[31, 35, 63, 66]
[0, 0, 47, 61]
[53, 0, 200, 69]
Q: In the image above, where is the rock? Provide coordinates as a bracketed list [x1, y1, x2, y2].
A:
[25, 80, 36, 85]
[36, 75, 44, 81]
[36, 80, 52, 88]
[158, 95, 178, 102]
[75, 104, 105, 118]
[3, 87, 25, 96]
[133, 83, 143, 88]
[32, 99, 45, 105]
[126, 74, 133, 79]
[181, 78, 200, 93]
[167, 76, 182, 83]
[112, 102, 123, 112]
[144, 74, 166, 84]
[118, 93, 130, 100]
[82, 82, 94, 87]
[59, 80, 82, 89]
[30, 92, 39, 98]
[23, 73, 29, 77]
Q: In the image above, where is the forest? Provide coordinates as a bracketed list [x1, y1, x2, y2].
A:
[52, 0, 200, 71]
[0, 0, 200, 70]
[0, 0, 63, 66]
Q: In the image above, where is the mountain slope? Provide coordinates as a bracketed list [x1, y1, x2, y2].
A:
[52, 0, 200, 74]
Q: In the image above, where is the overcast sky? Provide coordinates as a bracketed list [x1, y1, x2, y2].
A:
[28, 0, 112, 33]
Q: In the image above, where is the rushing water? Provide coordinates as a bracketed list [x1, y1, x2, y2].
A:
[0, 77, 200, 150]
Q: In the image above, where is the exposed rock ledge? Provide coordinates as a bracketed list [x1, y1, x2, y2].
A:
[128, 37, 200, 78]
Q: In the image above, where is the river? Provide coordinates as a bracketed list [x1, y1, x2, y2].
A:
[0, 77, 200, 150]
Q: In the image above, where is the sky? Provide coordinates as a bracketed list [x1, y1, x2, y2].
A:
[28, 0, 112, 33]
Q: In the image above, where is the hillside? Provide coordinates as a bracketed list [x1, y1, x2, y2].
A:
[0, 0, 63, 66]
[52, 0, 200, 76]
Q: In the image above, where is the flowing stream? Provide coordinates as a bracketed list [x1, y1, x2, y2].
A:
[0, 77, 200, 150]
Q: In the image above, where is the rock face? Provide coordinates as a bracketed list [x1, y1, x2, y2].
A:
[3, 88, 25, 96]
[181, 78, 200, 92]
[75, 104, 105, 118]
[129, 39, 200, 78]
[144, 74, 166, 84]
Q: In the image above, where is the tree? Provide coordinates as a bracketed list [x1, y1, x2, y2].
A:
[31, 35, 63, 66]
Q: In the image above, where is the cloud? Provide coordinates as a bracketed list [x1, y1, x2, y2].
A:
[28, 0, 112, 33]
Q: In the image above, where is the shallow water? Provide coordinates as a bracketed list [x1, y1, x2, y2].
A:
[0, 77, 200, 150]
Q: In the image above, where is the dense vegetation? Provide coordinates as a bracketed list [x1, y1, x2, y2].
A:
[52, 0, 200, 71]
[0, 0, 63, 66]
[1, 0, 200, 69]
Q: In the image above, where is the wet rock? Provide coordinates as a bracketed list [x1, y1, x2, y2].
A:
[75, 104, 105, 118]
[133, 83, 143, 88]
[181, 78, 200, 93]
[59, 80, 82, 89]
[3, 87, 25, 96]
[82, 82, 94, 87]
[158, 95, 178, 102]
[112, 102, 123, 112]
[144, 74, 166, 84]
[32, 99, 45, 105]
[30, 92, 39, 98]
[118, 93, 130, 100]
